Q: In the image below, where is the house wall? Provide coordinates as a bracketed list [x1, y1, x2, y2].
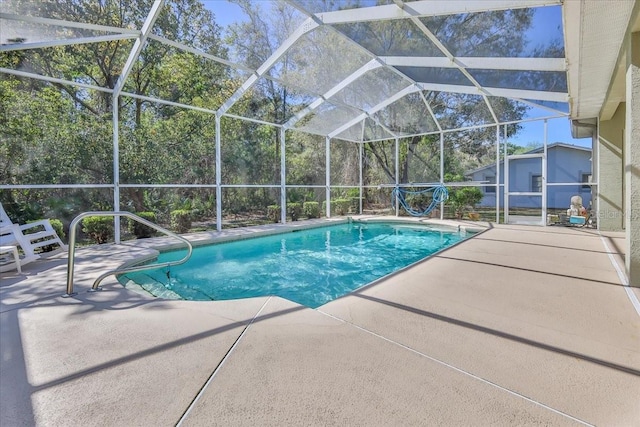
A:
[471, 146, 592, 209]
[598, 103, 625, 231]
[596, 27, 640, 287]
[624, 30, 640, 286]
[547, 146, 593, 209]
[472, 165, 500, 209]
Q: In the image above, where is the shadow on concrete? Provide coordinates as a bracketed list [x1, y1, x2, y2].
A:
[350, 293, 640, 377]
[494, 226, 600, 237]
[28, 304, 305, 394]
[471, 236, 622, 255]
[0, 308, 37, 426]
[434, 254, 626, 289]
[1, 289, 305, 425]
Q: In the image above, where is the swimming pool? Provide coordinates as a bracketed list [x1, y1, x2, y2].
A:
[120, 221, 475, 308]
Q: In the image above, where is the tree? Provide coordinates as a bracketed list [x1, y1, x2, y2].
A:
[0, 0, 230, 218]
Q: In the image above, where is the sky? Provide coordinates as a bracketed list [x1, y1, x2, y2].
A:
[512, 118, 588, 148]
[202, 1, 589, 149]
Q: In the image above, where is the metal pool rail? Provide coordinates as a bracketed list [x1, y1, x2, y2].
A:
[64, 211, 193, 297]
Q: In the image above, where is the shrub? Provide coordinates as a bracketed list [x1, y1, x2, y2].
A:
[45, 218, 65, 239]
[129, 212, 157, 239]
[82, 216, 114, 244]
[333, 198, 351, 216]
[348, 197, 360, 213]
[267, 205, 280, 223]
[287, 203, 302, 221]
[170, 209, 192, 233]
[303, 201, 320, 219]
[345, 188, 360, 199]
[447, 187, 483, 219]
[321, 199, 351, 216]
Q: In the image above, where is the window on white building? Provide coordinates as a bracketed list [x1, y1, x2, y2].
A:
[581, 173, 591, 190]
[485, 176, 496, 193]
[531, 174, 542, 193]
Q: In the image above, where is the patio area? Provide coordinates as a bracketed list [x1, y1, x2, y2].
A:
[1, 219, 638, 426]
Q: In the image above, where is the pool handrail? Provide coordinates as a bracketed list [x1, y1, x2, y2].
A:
[64, 211, 193, 297]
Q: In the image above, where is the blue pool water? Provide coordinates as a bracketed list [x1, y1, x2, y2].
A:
[121, 221, 474, 308]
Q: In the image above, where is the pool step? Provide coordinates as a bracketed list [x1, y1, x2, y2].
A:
[122, 273, 183, 299]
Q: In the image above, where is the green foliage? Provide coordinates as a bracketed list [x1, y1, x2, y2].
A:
[349, 197, 360, 214]
[448, 187, 483, 217]
[345, 188, 360, 199]
[320, 199, 355, 216]
[286, 203, 302, 221]
[445, 174, 484, 218]
[2, 200, 41, 225]
[170, 210, 192, 233]
[129, 212, 157, 239]
[48, 218, 65, 240]
[333, 199, 352, 216]
[267, 205, 280, 223]
[507, 142, 541, 155]
[82, 216, 114, 244]
[302, 201, 320, 219]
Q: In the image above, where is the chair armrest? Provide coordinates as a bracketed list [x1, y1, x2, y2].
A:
[19, 219, 54, 233]
[0, 225, 24, 247]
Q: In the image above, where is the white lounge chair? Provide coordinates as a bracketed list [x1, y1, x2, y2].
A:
[0, 203, 68, 273]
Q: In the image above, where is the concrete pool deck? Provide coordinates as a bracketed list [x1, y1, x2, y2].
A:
[1, 218, 638, 426]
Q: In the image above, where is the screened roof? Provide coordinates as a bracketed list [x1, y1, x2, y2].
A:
[0, 0, 573, 142]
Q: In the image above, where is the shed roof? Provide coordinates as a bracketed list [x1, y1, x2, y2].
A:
[466, 142, 591, 175]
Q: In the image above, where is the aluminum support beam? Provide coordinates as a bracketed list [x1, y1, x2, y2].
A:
[495, 126, 501, 223]
[112, 97, 121, 243]
[0, 13, 141, 35]
[380, 56, 566, 72]
[395, 138, 400, 217]
[147, 34, 253, 72]
[113, 0, 164, 98]
[418, 82, 568, 103]
[439, 132, 444, 220]
[503, 125, 509, 223]
[121, 92, 218, 115]
[359, 142, 364, 215]
[280, 128, 287, 224]
[0, 68, 112, 93]
[516, 98, 570, 115]
[215, 114, 222, 231]
[284, 59, 382, 128]
[316, 0, 560, 24]
[419, 89, 443, 138]
[328, 85, 419, 138]
[325, 137, 331, 217]
[0, 34, 138, 52]
[542, 119, 548, 226]
[218, 17, 319, 116]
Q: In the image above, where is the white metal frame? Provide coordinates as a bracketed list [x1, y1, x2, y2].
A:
[503, 119, 548, 225]
[0, 0, 577, 232]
